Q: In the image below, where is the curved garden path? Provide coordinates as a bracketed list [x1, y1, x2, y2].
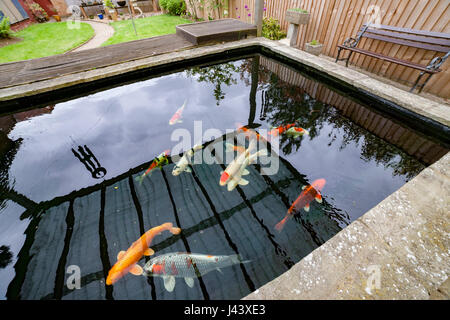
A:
[71, 20, 115, 52]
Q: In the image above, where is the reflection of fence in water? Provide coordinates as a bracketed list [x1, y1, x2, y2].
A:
[259, 56, 448, 165]
[8, 138, 343, 300]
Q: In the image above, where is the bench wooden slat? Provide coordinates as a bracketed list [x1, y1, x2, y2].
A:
[362, 32, 450, 53]
[365, 28, 450, 47]
[337, 45, 441, 73]
[364, 24, 450, 40]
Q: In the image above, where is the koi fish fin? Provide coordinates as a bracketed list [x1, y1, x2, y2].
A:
[184, 167, 192, 173]
[227, 180, 238, 192]
[129, 264, 143, 276]
[163, 275, 176, 292]
[301, 185, 306, 190]
[315, 193, 323, 203]
[143, 248, 155, 256]
[242, 168, 250, 176]
[257, 149, 269, 157]
[304, 203, 310, 212]
[238, 178, 249, 186]
[170, 227, 181, 235]
[184, 277, 194, 288]
[117, 251, 126, 260]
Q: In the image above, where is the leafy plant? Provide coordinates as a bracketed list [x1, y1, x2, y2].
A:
[309, 40, 320, 45]
[159, 0, 169, 10]
[288, 8, 308, 14]
[102, 0, 114, 9]
[25, 0, 49, 23]
[168, 0, 187, 15]
[0, 17, 12, 39]
[262, 17, 286, 40]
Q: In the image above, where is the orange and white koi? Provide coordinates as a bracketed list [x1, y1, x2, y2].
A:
[275, 178, 326, 232]
[226, 148, 268, 191]
[285, 127, 309, 138]
[225, 143, 246, 154]
[135, 149, 170, 184]
[169, 99, 187, 125]
[106, 222, 181, 285]
[268, 123, 296, 137]
[219, 139, 257, 187]
[143, 252, 250, 292]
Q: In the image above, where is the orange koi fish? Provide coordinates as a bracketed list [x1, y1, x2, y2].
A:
[169, 99, 187, 125]
[236, 125, 265, 142]
[136, 149, 170, 184]
[268, 123, 296, 137]
[106, 222, 181, 285]
[275, 179, 326, 232]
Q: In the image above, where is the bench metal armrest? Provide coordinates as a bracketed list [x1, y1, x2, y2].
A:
[342, 24, 370, 48]
[343, 37, 359, 48]
[426, 51, 450, 71]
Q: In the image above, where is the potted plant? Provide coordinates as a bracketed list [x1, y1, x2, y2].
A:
[286, 8, 310, 25]
[103, 0, 117, 20]
[26, 1, 49, 23]
[304, 39, 323, 56]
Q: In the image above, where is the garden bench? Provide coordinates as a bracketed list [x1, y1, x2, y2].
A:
[335, 23, 450, 93]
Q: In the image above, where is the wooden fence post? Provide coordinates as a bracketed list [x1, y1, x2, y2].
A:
[254, 0, 264, 36]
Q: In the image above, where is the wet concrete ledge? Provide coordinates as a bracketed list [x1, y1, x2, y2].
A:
[0, 37, 448, 299]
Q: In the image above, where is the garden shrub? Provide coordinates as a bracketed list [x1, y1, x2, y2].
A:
[162, 0, 187, 16]
[262, 17, 286, 40]
[159, 0, 169, 10]
[0, 17, 11, 39]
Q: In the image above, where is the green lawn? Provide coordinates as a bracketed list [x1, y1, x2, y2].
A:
[102, 14, 192, 46]
[0, 22, 95, 63]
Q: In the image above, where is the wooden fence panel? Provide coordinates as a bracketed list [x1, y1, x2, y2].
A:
[185, 0, 450, 99]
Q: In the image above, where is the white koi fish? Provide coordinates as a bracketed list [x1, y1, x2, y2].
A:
[172, 144, 203, 176]
[219, 139, 257, 186]
[226, 148, 268, 191]
[143, 252, 250, 292]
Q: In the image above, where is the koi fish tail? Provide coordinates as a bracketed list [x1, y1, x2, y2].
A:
[248, 148, 269, 164]
[230, 254, 251, 265]
[193, 143, 204, 152]
[274, 215, 290, 232]
[135, 175, 145, 185]
[170, 227, 181, 235]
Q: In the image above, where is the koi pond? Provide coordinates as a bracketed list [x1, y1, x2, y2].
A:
[0, 54, 448, 300]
